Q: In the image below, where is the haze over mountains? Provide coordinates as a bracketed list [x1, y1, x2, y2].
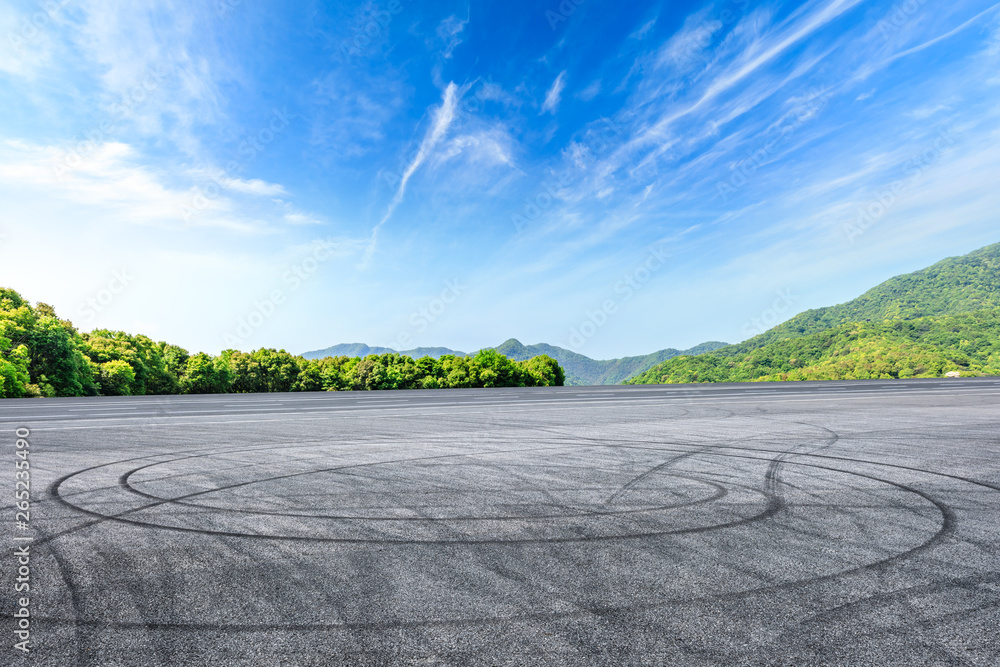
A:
[302, 340, 728, 386]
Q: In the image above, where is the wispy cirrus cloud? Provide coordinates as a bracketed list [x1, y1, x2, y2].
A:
[541, 70, 567, 115]
[366, 82, 460, 260]
[436, 14, 468, 59]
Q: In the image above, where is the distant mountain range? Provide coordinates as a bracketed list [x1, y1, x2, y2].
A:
[490, 339, 728, 386]
[301, 339, 729, 386]
[628, 241, 1000, 384]
[302, 344, 464, 360]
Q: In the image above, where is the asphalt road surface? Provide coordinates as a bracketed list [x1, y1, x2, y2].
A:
[3, 379, 1000, 666]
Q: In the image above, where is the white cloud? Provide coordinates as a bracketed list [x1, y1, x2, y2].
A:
[0, 6, 64, 77]
[282, 211, 324, 226]
[655, 8, 722, 71]
[541, 71, 567, 115]
[478, 80, 505, 102]
[0, 140, 200, 224]
[579, 80, 602, 101]
[437, 14, 468, 59]
[311, 71, 407, 159]
[0, 139, 317, 235]
[375, 82, 460, 234]
[631, 19, 657, 41]
[579, 0, 863, 200]
[222, 178, 288, 196]
[988, 20, 1000, 55]
[70, 1, 229, 154]
[879, 4, 1000, 68]
[692, 0, 863, 116]
[433, 129, 514, 170]
[908, 103, 952, 119]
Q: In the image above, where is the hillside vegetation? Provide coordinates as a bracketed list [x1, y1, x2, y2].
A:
[304, 338, 729, 385]
[0, 288, 564, 398]
[735, 242, 1000, 354]
[493, 338, 728, 385]
[628, 242, 1000, 384]
[626, 309, 1000, 384]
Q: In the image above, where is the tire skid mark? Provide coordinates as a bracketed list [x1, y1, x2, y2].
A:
[602, 448, 712, 507]
[37, 442, 581, 548]
[29, 434, 373, 507]
[51, 480, 778, 545]
[31, 522, 89, 666]
[7, 406, 994, 647]
[54, 439, 731, 523]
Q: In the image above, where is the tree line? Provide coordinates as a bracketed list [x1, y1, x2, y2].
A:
[0, 288, 565, 398]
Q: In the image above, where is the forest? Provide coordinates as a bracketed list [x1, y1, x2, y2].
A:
[731, 241, 1000, 353]
[626, 309, 1000, 384]
[629, 242, 1000, 385]
[0, 288, 564, 398]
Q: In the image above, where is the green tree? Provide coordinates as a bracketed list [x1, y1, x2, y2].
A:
[181, 353, 232, 394]
[469, 349, 520, 387]
[628, 309, 1000, 385]
[520, 355, 566, 387]
[316, 356, 358, 391]
[296, 359, 324, 392]
[0, 291, 96, 397]
[82, 330, 180, 396]
[161, 344, 190, 383]
[0, 331, 30, 398]
[226, 349, 306, 393]
[97, 360, 137, 396]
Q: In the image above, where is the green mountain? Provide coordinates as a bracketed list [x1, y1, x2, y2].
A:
[628, 242, 1000, 384]
[736, 241, 1000, 354]
[302, 344, 466, 360]
[626, 309, 1000, 383]
[303, 339, 729, 386]
[491, 339, 728, 386]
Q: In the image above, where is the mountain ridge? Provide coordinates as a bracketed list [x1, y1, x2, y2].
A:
[725, 241, 1000, 356]
[301, 340, 729, 386]
[628, 241, 1000, 384]
[302, 344, 466, 360]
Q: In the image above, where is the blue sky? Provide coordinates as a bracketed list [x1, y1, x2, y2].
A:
[1, 0, 999, 359]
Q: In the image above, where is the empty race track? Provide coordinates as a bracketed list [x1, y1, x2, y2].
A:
[3, 379, 1000, 665]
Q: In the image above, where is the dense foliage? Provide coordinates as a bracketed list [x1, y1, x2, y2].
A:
[733, 242, 1000, 354]
[626, 309, 1000, 384]
[0, 288, 564, 398]
[627, 242, 1000, 385]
